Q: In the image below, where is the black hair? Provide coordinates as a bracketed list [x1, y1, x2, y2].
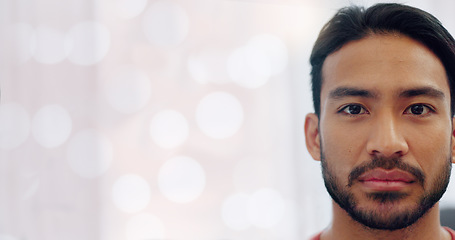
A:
[310, 3, 455, 117]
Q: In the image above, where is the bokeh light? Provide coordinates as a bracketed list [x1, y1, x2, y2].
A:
[0, 103, 30, 150]
[114, 0, 147, 19]
[112, 174, 151, 213]
[227, 34, 288, 88]
[32, 104, 72, 148]
[1, 0, 404, 239]
[227, 46, 270, 89]
[270, 199, 300, 239]
[142, 0, 189, 47]
[103, 65, 151, 114]
[195, 92, 243, 139]
[30, 25, 67, 64]
[126, 213, 165, 240]
[247, 188, 286, 228]
[66, 130, 113, 178]
[221, 193, 251, 231]
[248, 34, 288, 75]
[66, 21, 110, 65]
[150, 109, 189, 149]
[158, 156, 205, 203]
[187, 50, 230, 85]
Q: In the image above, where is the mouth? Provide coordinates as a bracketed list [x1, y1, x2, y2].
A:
[357, 168, 417, 192]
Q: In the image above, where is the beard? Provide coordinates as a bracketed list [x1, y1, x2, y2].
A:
[321, 149, 452, 230]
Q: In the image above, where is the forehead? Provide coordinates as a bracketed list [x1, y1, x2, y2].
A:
[320, 34, 449, 101]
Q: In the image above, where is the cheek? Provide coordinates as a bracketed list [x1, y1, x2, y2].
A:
[405, 123, 452, 175]
[321, 120, 369, 159]
[320, 123, 368, 181]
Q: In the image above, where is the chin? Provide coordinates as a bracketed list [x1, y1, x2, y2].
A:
[348, 194, 437, 230]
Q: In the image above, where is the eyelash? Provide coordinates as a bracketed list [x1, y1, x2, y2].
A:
[337, 104, 368, 116]
[403, 104, 435, 115]
[337, 103, 435, 116]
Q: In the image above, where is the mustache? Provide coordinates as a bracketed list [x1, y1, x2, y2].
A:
[347, 156, 425, 187]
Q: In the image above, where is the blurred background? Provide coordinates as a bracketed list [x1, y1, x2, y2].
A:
[1, 0, 455, 239]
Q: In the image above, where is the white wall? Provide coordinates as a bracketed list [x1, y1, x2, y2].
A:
[0, 0, 454, 239]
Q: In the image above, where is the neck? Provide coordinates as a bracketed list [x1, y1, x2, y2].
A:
[320, 201, 450, 240]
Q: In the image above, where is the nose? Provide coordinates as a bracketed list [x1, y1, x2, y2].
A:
[366, 115, 409, 158]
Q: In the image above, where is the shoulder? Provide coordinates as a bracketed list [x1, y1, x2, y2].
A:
[444, 227, 455, 239]
[309, 231, 322, 240]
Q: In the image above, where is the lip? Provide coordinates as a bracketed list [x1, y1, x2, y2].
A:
[357, 168, 417, 191]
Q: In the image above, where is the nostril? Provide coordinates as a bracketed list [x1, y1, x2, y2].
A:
[366, 134, 409, 157]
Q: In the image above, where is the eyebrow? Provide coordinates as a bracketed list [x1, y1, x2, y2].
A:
[398, 87, 445, 99]
[329, 87, 377, 99]
[328, 86, 445, 100]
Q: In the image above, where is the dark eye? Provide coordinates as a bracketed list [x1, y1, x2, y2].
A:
[340, 104, 367, 115]
[404, 104, 432, 115]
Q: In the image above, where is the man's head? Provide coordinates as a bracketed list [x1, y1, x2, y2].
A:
[305, 3, 455, 231]
[310, 3, 455, 117]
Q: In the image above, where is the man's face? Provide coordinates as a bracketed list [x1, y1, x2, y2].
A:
[305, 34, 455, 230]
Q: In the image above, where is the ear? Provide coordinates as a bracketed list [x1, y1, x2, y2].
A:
[452, 117, 455, 164]
[304, 113, 321, 161]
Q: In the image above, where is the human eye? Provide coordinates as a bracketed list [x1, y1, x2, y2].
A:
[338, 104, 368, 115]
[403, 104, 435, 116]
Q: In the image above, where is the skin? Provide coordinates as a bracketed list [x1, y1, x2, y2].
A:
[304, 34, 455, 240]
